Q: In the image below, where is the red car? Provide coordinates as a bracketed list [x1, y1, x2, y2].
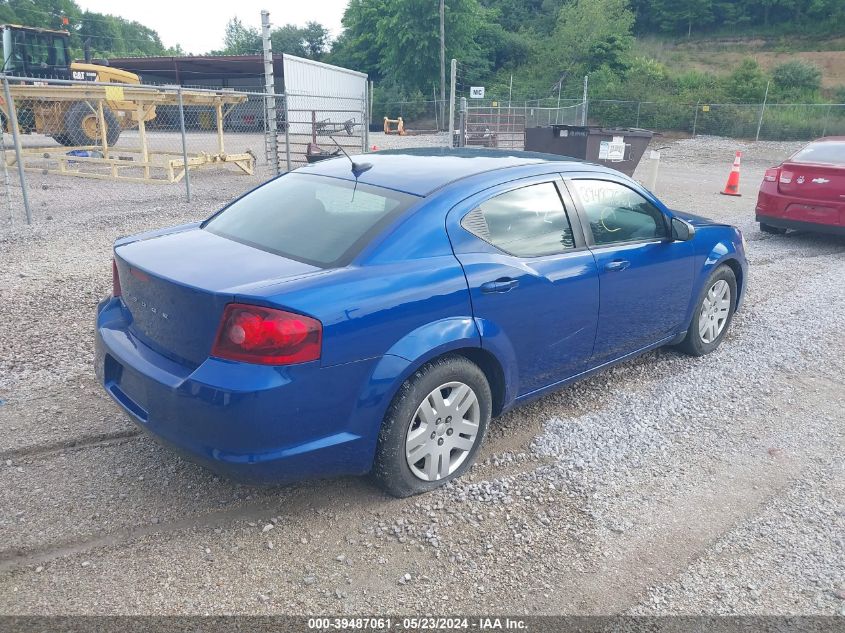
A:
[756, 137, 845, 236]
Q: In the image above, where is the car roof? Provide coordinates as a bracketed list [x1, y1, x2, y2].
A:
[296, 147, 591, 196]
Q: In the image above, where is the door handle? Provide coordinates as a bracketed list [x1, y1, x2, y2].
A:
[480, 278, 519, 293]
[604, 259, 630, 272]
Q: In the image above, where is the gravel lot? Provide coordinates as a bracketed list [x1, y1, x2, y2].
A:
[0, 133, 843, 616]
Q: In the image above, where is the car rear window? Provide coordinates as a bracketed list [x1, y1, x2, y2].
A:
[203, 173, 418, 267]
[790, 141, 845, 165]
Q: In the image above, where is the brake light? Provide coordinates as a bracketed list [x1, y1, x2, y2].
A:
[764, 168, 779, 182]
[112, 258, 121, 297]
[211, 303, 322, 365]
[779, 170, 793, 184]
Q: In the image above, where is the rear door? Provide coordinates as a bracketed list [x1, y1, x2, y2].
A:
[446, 176, 600, 395]
[565, 175, 694, 365]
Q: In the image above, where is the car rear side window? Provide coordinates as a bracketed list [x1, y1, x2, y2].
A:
[462, 182, 575, 257]
[790, 141, 845, 165]
[569, 179, 668, 246]
[203, 173, 417, 267]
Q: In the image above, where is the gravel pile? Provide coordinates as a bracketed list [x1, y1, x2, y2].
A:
[657, 135, 802, 166]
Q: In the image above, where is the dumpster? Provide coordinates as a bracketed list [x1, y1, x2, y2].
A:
[524, 125, 653, 176]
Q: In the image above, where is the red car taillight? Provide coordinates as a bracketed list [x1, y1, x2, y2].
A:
[764, 167, 779, 182]
[112, 258, 122, 297]
[779, 170, 793, 184]
[211, 303, 322, 365]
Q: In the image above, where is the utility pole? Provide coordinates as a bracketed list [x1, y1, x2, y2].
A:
[261, 10, 280, 175]
[439, 0, 446, 131]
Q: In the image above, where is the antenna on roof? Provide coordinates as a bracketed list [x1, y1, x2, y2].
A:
[329, 135, 372, 177]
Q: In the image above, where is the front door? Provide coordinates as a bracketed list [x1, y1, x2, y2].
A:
[566, 176, 694, 365]
[447, 177, 600, 395]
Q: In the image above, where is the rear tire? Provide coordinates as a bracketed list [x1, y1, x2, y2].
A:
[677, 265, 737, 357]
[372, 355, 491, 498]
[63, 101, 121, 147]
[760, 222, 787, 235]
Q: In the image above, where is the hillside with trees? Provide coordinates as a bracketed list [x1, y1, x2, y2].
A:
[326, 0, 845, 108]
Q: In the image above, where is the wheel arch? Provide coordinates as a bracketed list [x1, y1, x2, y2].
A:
[720, 256, 744, 305]
[353, 317, 513, 457]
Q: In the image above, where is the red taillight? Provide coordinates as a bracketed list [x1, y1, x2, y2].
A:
[764, 167, 779, 182]
[211, 303, 322, 365]
[779, 170, 793, 184]
[112, 258, 122, 297]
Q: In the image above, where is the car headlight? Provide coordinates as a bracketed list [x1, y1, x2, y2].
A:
[738, 229, 747, 250]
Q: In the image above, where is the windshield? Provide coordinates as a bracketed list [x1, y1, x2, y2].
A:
[790, 141, 845, 166]
[204, 173, 418, 268]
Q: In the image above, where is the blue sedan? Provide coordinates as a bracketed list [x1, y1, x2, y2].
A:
[95, 148, 748, 497]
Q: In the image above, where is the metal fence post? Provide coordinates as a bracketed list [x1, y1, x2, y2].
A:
[448, 59, 457, 145]
[692, 100, 700, 137]
[458, 97, 467, 148]
[261, 10, 280, 176]
[283, 93, 292, 172]
[176, 87, 192, 203]
[0, 120, 13, 226]
[581, 75, 588, 126]
[2, 75, 31, 224]
[362, 88, 368, 153]
[756, 80, 770, 142]
[821, 104, 833, 138]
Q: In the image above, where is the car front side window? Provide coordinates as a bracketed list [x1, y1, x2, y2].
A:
[461, 182, 575, 258]
[570, 179, 668, 246]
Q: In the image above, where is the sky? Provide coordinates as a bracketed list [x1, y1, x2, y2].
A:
[76, 0, 350, 55]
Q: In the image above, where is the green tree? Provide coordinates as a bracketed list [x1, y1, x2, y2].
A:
[722, 58, 769, 102]
[301, 22, 329, 59]
[271, 25, 307, 57]
[378, 0, 486, 93]
[216, 17, 260, 55]
[331, 0, 486, 93]
[553, 0, 634, 78]
[328, 0, 389, 79]
[651, 0, 714, 36]
[771, 60, 822, 101]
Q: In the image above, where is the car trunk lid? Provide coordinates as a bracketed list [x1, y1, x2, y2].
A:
[115, 228, 321, 365]
[778, 163, 845, 203]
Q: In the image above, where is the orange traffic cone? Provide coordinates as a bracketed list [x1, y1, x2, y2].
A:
[720, 151, 742, 196]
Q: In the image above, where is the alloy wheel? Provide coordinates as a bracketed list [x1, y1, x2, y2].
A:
[405, 381, 480, 481]
[698, 279, 731, 344]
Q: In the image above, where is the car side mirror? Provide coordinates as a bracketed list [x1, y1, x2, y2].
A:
[671, 217, 696, 242]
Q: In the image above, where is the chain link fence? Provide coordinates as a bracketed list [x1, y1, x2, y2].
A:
[0, 75, 371, 229]
[283, 92, 368, 170]
[380, 96, 845, 143]
[2, 71, 843, 231]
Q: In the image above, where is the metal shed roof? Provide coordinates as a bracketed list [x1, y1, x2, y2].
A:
[103, 54, 285, 83]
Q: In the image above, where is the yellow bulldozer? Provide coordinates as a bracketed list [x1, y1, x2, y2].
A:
[0, 23, 155, 146]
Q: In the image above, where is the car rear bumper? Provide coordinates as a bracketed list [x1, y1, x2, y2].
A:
[95, 297, 380, 484]
[756, 213, 845, 236]
[756, 187, 844, 232]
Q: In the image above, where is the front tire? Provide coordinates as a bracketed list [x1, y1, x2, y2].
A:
[63, 101, 121, 147]
[372, 355, 492, 498]
[677, 265, 737, 357]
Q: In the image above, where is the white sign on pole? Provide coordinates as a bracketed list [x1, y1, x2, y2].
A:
[470, 86, 485, 99]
